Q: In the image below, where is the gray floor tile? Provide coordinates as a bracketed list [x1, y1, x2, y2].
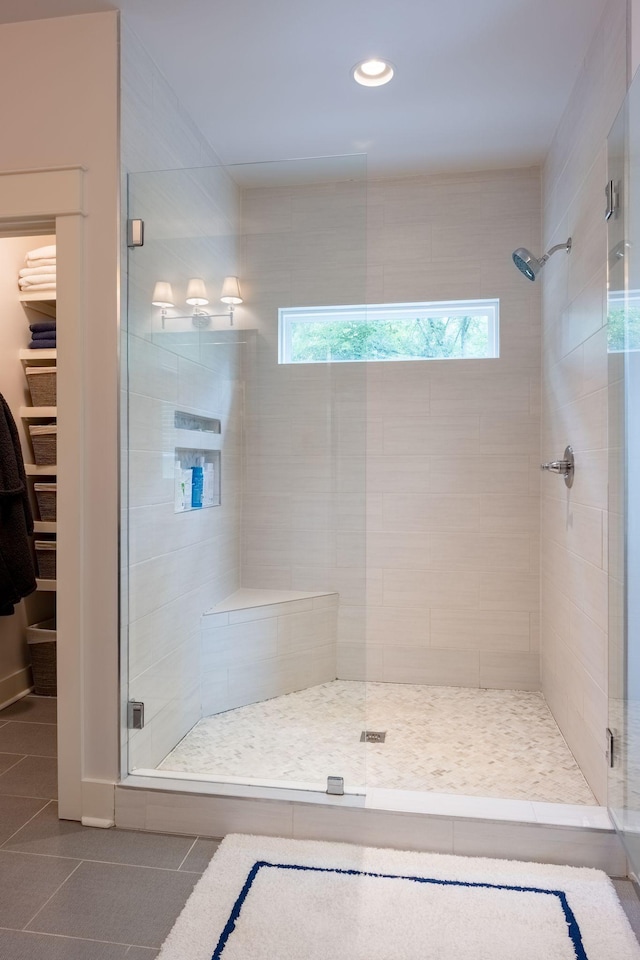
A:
[0, 696, 57, 725]
[0, 795, 49, 844]
[0, 929, 129, 959]
[126, 949, 159, 958]
[614, 878, 640, 943]
[179, 837, 220, 873]
[27, 860, 198, 948]
[0, 851, 80, 928]
[6, 802, 196, 868]
[0, 756, 57, 799]
[0, 753, 25, 775]
[0, 722, 57, 758]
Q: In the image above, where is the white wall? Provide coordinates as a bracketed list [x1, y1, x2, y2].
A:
[540, 0, 628, 803]
[0, 236, 56, 706]
[241, 167, 542, 689]
[121, 23, 245, 770]
[0, 13, 120, 815]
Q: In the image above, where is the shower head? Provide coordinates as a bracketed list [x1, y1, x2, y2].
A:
[512, 238, 572, 281]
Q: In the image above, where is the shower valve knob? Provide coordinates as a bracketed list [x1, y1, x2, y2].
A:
[540, 446, 574, 488]
[541, 460, 571, 473]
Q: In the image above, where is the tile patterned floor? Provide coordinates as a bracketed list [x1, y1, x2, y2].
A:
[0, 695, 218, 959]
[1, 694, 639, 959]
[160, 680, 598, 804]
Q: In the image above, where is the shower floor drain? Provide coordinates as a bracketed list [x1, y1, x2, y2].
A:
[360, 731, 386, 743]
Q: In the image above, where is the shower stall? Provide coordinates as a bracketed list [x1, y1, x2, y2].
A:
[120, 155, 606, 816]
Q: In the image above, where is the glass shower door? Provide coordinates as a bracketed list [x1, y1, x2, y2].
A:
[608, 72, 640, 879]
[122, 157, 369, 796]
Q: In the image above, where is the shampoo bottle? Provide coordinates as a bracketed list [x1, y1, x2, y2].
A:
[204, 461, 214, 505]
[182, 467, 192, 510]
[174, 460, 183, 512]
[191, 457, 204, 509]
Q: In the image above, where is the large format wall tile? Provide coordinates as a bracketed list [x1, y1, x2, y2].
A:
[241, 167, 542, 690]
[540, 0, 628, 803]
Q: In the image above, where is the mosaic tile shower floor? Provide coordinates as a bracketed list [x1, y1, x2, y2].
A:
[158, 681, 597, 805]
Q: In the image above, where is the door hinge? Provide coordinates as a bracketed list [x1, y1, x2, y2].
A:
[128, 701, 145, 730]
[606, 727, 615, 768]
[605, 180, 619, 221]
[127, 218, 144, 247]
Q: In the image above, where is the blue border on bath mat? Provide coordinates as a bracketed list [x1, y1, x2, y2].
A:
[211, 859, 587, 960]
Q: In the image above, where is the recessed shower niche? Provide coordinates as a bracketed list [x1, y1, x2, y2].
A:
[173, 410, 221, 512]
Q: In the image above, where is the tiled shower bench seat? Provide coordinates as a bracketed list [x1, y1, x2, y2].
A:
[200, 589, 338, 715]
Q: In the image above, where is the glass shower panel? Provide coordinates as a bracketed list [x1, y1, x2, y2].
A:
[608, 73, 640, 879]
[124, 157, 368, 794]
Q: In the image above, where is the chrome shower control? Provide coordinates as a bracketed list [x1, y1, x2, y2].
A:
[541, 445, 574, 488]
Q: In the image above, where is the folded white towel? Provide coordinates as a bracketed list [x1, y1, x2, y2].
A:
[26, 257, 56, 268]
[18, 265, 56, 278]
[19, 274, 57, 287]
[26, 244, 56, 262]
[19, 282, 56, 292]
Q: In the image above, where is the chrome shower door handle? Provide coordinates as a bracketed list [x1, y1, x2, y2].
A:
[540, 446, 574, 488]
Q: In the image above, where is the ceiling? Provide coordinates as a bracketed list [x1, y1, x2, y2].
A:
[0, 0, 608, 176]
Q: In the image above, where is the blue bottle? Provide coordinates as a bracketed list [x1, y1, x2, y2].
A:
[191, 459, 204, 509]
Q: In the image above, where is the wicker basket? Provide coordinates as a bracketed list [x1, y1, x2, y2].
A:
[25, 367, 56, 406]
[26, 618, 56, 696]
[29, 423, 57, 466]
[35, 540, 56, 580]
[34, 482, 57, 521]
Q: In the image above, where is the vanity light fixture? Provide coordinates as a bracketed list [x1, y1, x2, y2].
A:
[353, 58, 394, 87]
[151, 280, 174, 328]
[185, 278, 209, 306]
[151, 276, 243, 328]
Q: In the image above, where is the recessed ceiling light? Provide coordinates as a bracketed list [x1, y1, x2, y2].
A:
[353, 58, 394, 87]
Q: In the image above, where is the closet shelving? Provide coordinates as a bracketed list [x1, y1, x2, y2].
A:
[35, 578, 57, 591]
[19, 326, 57, 595]
[19, 406, 57, 419]
[17, 292, 56, 318]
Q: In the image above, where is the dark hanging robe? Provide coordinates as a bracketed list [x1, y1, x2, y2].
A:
[0, 393, 36, 615]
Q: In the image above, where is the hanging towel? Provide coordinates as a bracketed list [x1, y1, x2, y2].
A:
[25, 257, 56, 269]
[19, 275, 57, 288]
[29, 321, 56, 334]
[18, 266, 56, 279]
[0, 394, 36, 615]
[25, 244, 56, 262]
[28, 339, 57, 349]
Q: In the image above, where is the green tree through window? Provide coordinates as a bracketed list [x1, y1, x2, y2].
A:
[279, 300, 499, 363]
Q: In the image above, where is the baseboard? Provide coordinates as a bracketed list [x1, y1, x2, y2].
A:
[81, 778, 116, 825]
[0, 667, 33, 711]
[81, 816, 115, 829]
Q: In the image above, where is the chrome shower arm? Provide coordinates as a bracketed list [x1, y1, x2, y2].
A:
[543, 239, 573, 261]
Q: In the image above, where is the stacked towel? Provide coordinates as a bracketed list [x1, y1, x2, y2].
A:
[19, 245, 56, 294]
[28, 321, 56, 350]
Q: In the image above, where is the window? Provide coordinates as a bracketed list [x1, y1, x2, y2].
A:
[278, 299, 500, 364]
[608, 290, 640, 352]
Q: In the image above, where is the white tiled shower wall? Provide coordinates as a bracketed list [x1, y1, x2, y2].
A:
[240, 167, 542, 690]
[121, 24, 244, 769]
[540, 0, 628, 804]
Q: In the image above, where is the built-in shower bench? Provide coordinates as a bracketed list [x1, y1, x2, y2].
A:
[200, 589, 338, 715]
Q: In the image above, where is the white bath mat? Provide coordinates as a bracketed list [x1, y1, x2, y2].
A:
[158, 833, 640, 960]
